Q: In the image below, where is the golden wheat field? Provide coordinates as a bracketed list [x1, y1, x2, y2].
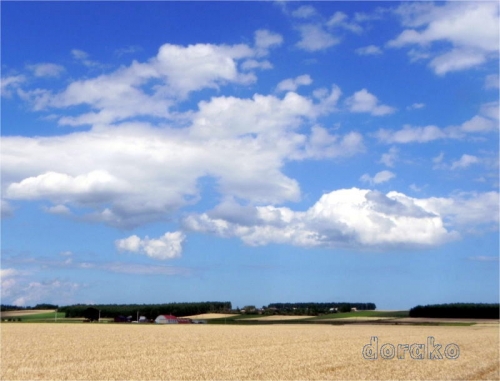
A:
[1, 323, 498, 380]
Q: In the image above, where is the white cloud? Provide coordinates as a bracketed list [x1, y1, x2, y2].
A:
[326, 11, 362, 34]
[296, 24, 339, 52]
[484, 74, 499, 89]
[116, 231, 185, 260]
[293, 127, 364, 160]
[27, 63, 65, 78]
[479, 101, 499, 123]
[407, 102, 425, 110]
[376, 103, 498, 144]
[276, 74, 312, 92]
[345, 89, 395, 116]
[1, 272, 81, 307]
[379, 147, 399, 168]
[292, 5, 317, 19]
[184, 188, 492, 250]
[409, 184, 425, 193]
[376, 124, 445, 144]
[241, 59, 273, 71]
[71, 49, 101, 68]
[1, 75, 26, 97]
[294, 10, 361, 52]
[429, 48, 487, 76]
[1, 268, 18, 279]
[116, 235, 142, 252]
[433, 152, 444, 164]
[360, 170, 396, 185]
[21, 39, 288, 126]
[254, 29, 283, 56]
[418, 191, 499, 228]
[355, 45, 383, 56]
[154, 43, 256, 97]
[44, 204, 71, 215]
[6, 170, 126, 204]
[2, 80, 362, 228]
[389, 2, 499, 75]
[71, 49, 88, 60]
[450, 154, 480, 170]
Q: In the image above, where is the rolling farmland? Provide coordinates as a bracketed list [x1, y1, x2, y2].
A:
[1, 323, 498, 380]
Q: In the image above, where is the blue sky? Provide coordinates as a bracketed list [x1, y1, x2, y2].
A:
[1, 1, 498, 310]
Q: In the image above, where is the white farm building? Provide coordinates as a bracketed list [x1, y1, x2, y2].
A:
[155, 315, 178, 324]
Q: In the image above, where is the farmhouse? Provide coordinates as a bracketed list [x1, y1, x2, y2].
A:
[155, 315, 179, 324]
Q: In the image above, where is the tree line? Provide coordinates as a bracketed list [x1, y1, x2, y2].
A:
[59, 301, 232, 319]
[1, 304, 59, 311]
[409, 303, 499, 319]
[265, 302, 376, 315]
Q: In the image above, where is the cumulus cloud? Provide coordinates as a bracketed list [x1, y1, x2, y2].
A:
[2, 79, 362, 228]
[1, 270, 81, 307]
[6, 170, 125, 204]
[20, 38, 287, 126]
[116, 231, 185, 260]
[418, 191, 499, 228]
[388, 2, 499, 75]
[154, 43, 256, 97]
[345, 89, 395, 116]
[276, 74, 312, 92]
[184, 188, 488, 250]
[360, 170, 396, 185]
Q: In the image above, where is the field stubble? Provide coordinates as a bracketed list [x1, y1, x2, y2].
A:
[1, 323, 498, 380]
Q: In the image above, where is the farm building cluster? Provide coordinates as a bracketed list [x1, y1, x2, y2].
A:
[113, 314, 207, 324]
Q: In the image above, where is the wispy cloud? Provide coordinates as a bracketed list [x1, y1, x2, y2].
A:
[467, 256, 499, 262]
[27, 63, 65, 78]
[355, 45, 383, 56]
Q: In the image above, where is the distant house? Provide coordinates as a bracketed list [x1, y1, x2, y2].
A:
[177, 317, 192, 324]
[155, 315, 179, 324]
[351, 307, 357, 312]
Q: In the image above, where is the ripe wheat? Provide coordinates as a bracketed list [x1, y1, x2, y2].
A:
[1, 323, 498, 380]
